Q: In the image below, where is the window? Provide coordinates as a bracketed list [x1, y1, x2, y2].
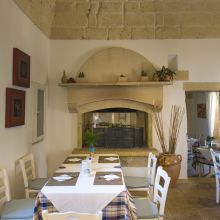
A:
[32, 82, 45, 143]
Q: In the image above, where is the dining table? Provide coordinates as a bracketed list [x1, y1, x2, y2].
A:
[33, 154, 137, 220]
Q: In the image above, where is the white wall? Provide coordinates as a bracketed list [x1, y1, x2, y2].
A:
[0, 0, 49, 198]
[49, 39, 220, 179]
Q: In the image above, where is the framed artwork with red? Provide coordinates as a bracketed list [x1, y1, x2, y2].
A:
[13, 48, 30, 88]
[197, 104, 206, 118]
[5, 88, 25, 128]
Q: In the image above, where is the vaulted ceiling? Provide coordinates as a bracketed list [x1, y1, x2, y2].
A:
[14, 0, 220, 40]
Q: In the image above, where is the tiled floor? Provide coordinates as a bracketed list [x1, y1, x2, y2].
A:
[133, 178, 220, 220]
[165, 178, 220, 220]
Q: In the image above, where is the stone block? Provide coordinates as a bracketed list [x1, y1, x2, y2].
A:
[132, 27, 155, 39]
[124, 13, 155, 27]
[108, 28, 132, 40]
[188, 0, 207, 11]
[140, 0, 163, 12]
[164, 13, 181, 26]
[213, 13, 220, 26]
[86, 28, 108, 39]
[156, 26, 181, 39]
[99, 1, 123, 13]
[206, 0, 220, 11]
[181, 27, 220, 38]
[163, 0, 189, 12]
[97, 13, 123, 27]
[156, 13, 164, 26]
[181, 13, 212, 27]
[51, 27, 85, 39]
[88, 13, 97, 27]
[53, 12, 88, 27]
[76, 1, 91, 14]
[124, 1, 140, 13]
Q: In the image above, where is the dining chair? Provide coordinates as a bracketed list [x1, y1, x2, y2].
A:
[210, 148, 220, 203]
[42, 210, 102, 220]
[0, 168, 35, 220]
[124, 152, 157, 195]
[133, 166, 171, 220]
[19, 153, 48, 198]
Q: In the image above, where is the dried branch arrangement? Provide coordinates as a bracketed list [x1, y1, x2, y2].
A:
[152, 105, 185, 154]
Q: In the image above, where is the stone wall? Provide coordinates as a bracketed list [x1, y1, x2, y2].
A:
[14, 0, 220, 39]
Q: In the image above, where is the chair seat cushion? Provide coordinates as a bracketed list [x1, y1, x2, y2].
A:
[133, 198, 159, 219]
[1, 198, 35, 219]
[124, 176, 150, 189]
[28, 178, 49, 190]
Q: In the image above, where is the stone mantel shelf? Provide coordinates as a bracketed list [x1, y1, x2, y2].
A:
[59, 81, 172, 87]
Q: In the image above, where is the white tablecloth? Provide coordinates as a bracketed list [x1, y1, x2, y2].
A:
[41, 154, 126, 213]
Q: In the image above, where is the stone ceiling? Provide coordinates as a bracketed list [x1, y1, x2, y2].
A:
[14, 0, 220, 40]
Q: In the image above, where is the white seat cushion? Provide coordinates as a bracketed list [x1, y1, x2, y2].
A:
[1, 198, 35, 219]
[133, 198, 159, 219]
[124, 176, 150, 189]
[28, 178, 49, 190]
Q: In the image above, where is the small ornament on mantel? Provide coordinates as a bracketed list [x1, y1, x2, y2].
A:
[61, 70, 68, 83]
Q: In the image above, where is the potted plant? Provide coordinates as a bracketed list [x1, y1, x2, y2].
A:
[152, 105, 185, 187]
[153, 66, 176, 82]
[118, 74, 128, 82]
[83, 129, 99, 156]
[140, 70, 149, 82]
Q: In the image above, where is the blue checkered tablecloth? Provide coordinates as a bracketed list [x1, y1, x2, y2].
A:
[33, 190, 137, 220]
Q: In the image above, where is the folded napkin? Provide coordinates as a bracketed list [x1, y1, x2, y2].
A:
[53, 174, 72, 182]
[104, 157, 118, 162]
[68, 158, 82, 162]
[100, 174, 120, 181]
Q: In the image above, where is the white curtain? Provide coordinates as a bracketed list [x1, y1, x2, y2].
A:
[206, 92, 218, 137]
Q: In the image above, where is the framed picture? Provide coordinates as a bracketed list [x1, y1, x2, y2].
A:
[5, 88, 25, 128]
[197, 104, 206, 118]
[13, 48, 30, 88]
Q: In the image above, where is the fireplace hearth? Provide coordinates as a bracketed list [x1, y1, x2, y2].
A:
[82, 108, 147, 148]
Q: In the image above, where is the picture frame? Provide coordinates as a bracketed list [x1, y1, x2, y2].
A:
[197, 103, 206, 118]
[5, 88, 25, 128]
[13, 48, 30, 88]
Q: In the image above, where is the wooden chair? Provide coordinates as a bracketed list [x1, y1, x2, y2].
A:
[0, 168, 35, 220]
[124, 152, 157, 195]
[19, 153, 48, 198]
[210, 148, 220, 203]
[133, 166, 171, 220]
[42, 210, 102, 220]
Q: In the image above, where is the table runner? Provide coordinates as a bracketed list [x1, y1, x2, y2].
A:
[98, 156, 120, 163]
[33, 191, 137, 220]
[94, 172, 123, 185]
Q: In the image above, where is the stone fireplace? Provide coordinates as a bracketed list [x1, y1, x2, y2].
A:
[60, 47, 171, 149]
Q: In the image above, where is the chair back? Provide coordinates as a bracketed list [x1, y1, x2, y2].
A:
[153, 166, 171, 217]
[0, 168, 11, 208]
[210, 149, 220, 179]
[147, 152, 157, 185]
[19, 153, 36, 188]
[42, 210, 102, 220]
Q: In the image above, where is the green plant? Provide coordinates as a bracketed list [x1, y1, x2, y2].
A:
[206, 136, 214, 147]
[83, 129, 98, 147]
[153, 66, 176, 81]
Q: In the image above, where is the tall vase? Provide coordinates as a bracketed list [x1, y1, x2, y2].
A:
[158, 153, 182, 187]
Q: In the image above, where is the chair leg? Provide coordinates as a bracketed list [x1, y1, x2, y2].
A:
[25, 189, 30, 198]
[216, 183, 219, 204]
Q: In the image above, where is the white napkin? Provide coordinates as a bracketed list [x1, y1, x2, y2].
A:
[68, 158, 82, 162]
[53, 174, 72, 182]
[104, 157, 118, 162]
[101, 174, 120, 181]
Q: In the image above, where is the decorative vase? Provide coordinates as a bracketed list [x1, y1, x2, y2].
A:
[61, 71, 68, 83]
[158, 153, 182, 187]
